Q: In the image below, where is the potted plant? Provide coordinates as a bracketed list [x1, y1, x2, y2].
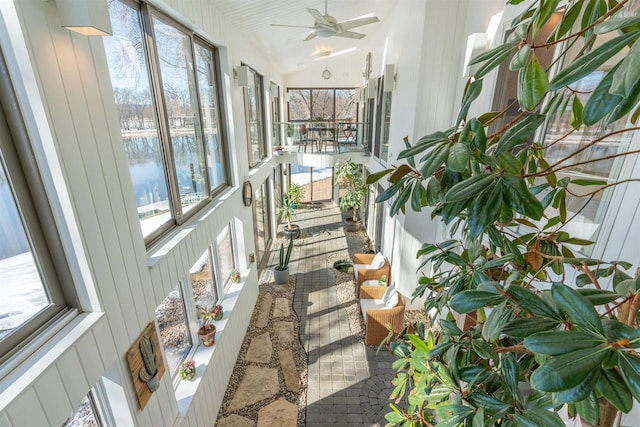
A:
[377, 275, 387, 286]
[371, 2, 640, 426]
[178, 359, 196, 381]
[273, 236, 293, 285]
[286, 123, 294, 146]
[211, 304, 223, 321]
[230, 269, 241, 284]
[197, 307, 217, 347]
[277, 195, 301, 239]
[287, 182, 304, 208]
[335, 159, 366, 232]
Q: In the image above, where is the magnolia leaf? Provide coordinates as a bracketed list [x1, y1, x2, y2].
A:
[468, 183, 503, 239]
[575, 393, 600, 426]
[513, 407, 565, 427]
[473, 44, 515, 80]
[571, 95, 584, 129]
[502, 318, 562, 337]
[506, 285, 558, 319]
[551, 282, 605, 335]
[411, 181, 427, 212]
[420, 143, 451, 178]
[501, 352, 519, 398]
[549, 31, 640, 91]
[524, 330, 605, 355]
[608, 74, 640, 125]
[611, 39, 640, 98]
[576, 289, 621, 305]
[519, 54, 549, 110]
[501, 175, 544, 220]
[596, 369, 632, 412]
[552, 369, 601, 404]
[456, 79, 483, 127]
[618, 353, 640, 402]
[434, 405, 474, 427]
[398, 131, 450, 159]
[594, 14, 640, 34]
[530, 346, 608, 392]
[583, 65, 623, 125]
[390, 184, 412, 216]
[533, 0, 561, 34]
[467, 392, 511, 413]
[366, 168, 393, 184]
[447, 143, 470, 172]
[495, 114, 545, 156]
[482, 300, 513, 341]
[450, 290, 504, 314]
[389, 164, 413, 183]
[552, 0, 584, 41]
[444, 173, 497, 203]
[510, 43, 531, 71]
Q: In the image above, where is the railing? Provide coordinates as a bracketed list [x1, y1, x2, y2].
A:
[276, 121, 367, 153]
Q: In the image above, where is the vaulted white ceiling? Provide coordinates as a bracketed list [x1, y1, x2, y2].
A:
[209, 0, 399, 75]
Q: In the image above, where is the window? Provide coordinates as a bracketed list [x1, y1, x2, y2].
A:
[0, 52, 74, 363]
[271, 83, 281, 146]
[252, 179, 272, 264]
[287, 88, 357, 122]
[62, 393, 102, 427]
[104, 0, 228, 245]
[243, 66, 266, 167]
[155, 285, 192, 377]
[189, 249, 218, 312]
[215, 224, 236, 290]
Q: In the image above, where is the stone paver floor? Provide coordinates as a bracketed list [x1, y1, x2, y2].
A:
[218, 203, 399, 426]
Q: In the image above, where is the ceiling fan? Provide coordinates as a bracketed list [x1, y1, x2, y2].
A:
[270, 0, 380, 41]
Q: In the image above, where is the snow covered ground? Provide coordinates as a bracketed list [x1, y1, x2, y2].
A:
[0, 251, 48, 340]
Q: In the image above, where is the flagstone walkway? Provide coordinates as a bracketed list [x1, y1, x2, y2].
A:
[217, 203, 398, 426]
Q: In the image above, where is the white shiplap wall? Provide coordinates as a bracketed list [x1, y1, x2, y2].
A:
[0, 0, 281, 425]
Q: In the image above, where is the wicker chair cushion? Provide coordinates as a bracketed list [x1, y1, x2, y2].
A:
[371, 252, 385, 268]
[360, 298, 385, 320]
[385, 289, 399, 308]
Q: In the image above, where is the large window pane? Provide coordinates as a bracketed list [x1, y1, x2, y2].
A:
[311, 89, 334, 121]
[190, 249, 218, 312]
[245, 69, 265, 166]
[335, 89, 357, 122]
[104, 1, 171, 238]
[0, 162, 49, 343]
[155, 285, 191, 376]
[288, 89, 310, 121]
[62, 393, 101, 427]
[153, 16, 208, 214]
[215, 224, 236, 288]
[252, 180, 271, 264]
[194, 42, 226, 193]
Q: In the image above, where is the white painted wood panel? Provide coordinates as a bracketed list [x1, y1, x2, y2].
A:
[55, 348, 90, 410]
[34, 368, 73, 426]
[6, 389, 49, 427]
[0, 413, 11, 427]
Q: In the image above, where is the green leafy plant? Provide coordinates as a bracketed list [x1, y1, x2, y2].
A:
[287, 183, 304, 207]
[369, 1, 640, 426]
[277, 195, 296, 229]
[277, 236, 294, 271]
[335, 159, 367, 222]
[286, 123, 294, 138]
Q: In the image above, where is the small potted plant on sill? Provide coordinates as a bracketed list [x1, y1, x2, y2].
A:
[211, 304, 224, 321]
[286, 123, 294, 146]
[230, 269, 241, 284]
[273, 236, 293, 285]
[197, 307, 217, 347]
[179, 359, 196, 381]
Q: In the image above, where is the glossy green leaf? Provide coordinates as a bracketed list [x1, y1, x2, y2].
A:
[510, 44, 531, 71]
[389, 164, 413, 183]
[501, 352, 519, 398]
[482, 300, 513, 341]
[495, 114, 545, 156]
[366, 168, 393, 184]
[602, 318, 639, 342]
[501, 175, 544, 220]
[398, 131, 449, 159]
[576, 289, 621, 305]
[608, 73, 640, 125]
[583, 65, 623, 126]
[594, 14, 640, 34]
[533, 0, 561, 34]
[468, 392, 511, 413]
[426, 176, 441, 205]
[450, 290, 504, 314]
[549, 31, 640, 91]
[444, 173, 497, 203]
[506, 285, 557, 319]
[571, 95, 583, 129]
[552, 0, 584, 41]
[530, 346, 608, 392]
[472, 338, 498, 361]
[502, 318, 562, 337]
[524, 331, 605, 355]
[519, 54, 549, 110]
[552, 369, 600, 404]
[596, 369, 632, 412]
[475, 44, 516, 79]
[376, 179, 405, 203]
[420, 143, 450, 178]
[513, 407, 565, 427]
[618, 353, 640, 402]
[551, 282, 605, 335]
[447, 143, 470, 172]
[390, 184, 412, 216]
[468, 183, 503, 239]
[411, 181, 426, 212]
[435, 405, 474, 427]
[456, 79, 483, 127]
[575, 392, 599, 426]
[611, 40, 640, 98]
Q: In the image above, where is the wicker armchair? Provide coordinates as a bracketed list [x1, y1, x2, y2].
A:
[359, 286, 405, 346]
[353, 253, 390, 298]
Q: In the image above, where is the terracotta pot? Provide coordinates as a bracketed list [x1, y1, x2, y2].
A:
[198, 325, 216, 347]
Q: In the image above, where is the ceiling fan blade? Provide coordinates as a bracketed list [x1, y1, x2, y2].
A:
[306, 8, 332, 26]
[338, 15, 380, 31]
[304, 32, 317, 41]
[270, 23, 316, 29]
[334, 30, 366, 39]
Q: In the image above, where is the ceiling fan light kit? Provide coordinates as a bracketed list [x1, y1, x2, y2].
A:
[270, 0, 380, 41]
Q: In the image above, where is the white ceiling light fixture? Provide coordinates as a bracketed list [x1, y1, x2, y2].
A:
[57, 0, 112, 36]
[314, 46, 357, 61]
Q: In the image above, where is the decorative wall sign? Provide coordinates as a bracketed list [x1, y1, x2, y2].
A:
[126, 322, 166, 410]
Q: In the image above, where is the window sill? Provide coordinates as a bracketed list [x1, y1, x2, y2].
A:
[173, 274, 246, 417]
